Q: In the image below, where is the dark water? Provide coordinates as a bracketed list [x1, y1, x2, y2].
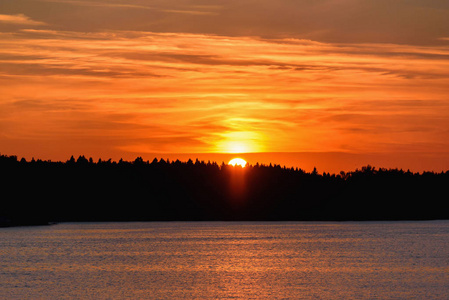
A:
[1, 221, 449, 299]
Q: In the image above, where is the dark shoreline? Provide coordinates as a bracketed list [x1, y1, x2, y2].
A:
[3, 218, 449, 229]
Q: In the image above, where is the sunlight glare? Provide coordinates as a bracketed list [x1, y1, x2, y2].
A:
[215, 131, 266, 153]
[228, 142, 248, 153]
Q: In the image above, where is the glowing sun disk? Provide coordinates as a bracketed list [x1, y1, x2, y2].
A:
[228, 158, 247, 167]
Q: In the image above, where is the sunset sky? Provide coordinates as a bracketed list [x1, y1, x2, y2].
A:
[1, 0, 449, 172]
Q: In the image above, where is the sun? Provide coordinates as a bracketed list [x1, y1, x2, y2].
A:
[228, 158, 247, 167]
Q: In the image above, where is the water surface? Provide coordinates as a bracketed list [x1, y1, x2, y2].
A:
[1, 221, 449, 299]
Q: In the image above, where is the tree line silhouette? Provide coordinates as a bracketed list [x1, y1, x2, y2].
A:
[1, 154, 448, 226]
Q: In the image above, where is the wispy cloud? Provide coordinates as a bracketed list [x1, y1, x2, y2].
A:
[38, 0, 154, 10]
[37, 0, 218, 15]
[161, 9, 217, 16]
[0, 14, 46, 26]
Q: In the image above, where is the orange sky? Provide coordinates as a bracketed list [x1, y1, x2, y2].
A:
[1, 0, 449, 172]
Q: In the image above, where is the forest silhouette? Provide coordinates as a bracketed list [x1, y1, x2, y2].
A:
[1, 154, 448, 226]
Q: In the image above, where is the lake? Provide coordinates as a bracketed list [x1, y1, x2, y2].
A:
[1, 221, 449, 299]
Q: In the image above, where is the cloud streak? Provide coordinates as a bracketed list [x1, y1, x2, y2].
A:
[0, 14, 46, 26]
[37, 0, 154, 10]
[36, 0, 218, 15]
